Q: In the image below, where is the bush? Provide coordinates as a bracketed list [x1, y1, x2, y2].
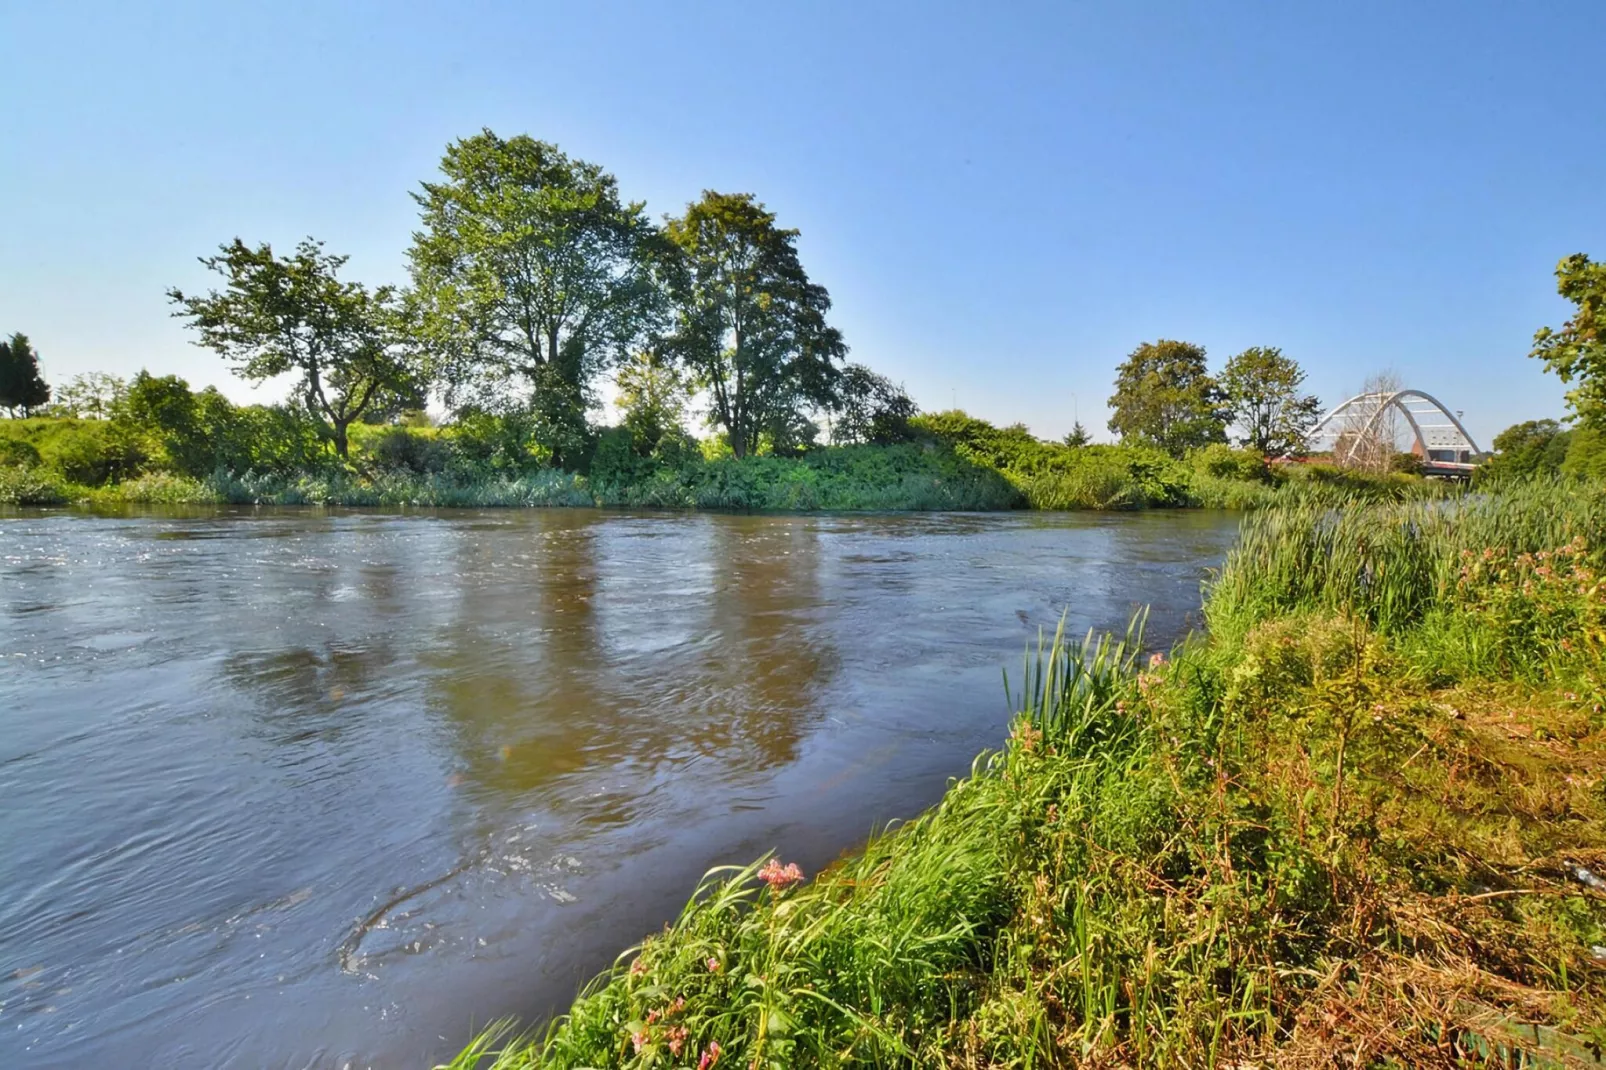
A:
[0, 437, 41, 468]
[39, 420, 146, 485]
[1190, 443, 1270, 483]
[0, 465, 71, 505]
[360, 427, 452, 474]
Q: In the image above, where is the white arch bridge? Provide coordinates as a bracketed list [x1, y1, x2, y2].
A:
[1305, 389, 1482, 476]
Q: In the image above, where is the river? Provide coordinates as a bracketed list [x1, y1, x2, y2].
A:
[0, 507, 1240, 1068]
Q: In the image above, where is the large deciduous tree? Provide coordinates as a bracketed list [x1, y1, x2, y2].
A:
[1532, 253, 1606, 428]
[1220, 345, 1321, 457]
[168, 238, 424, 459]
[0, 333, 52, 417]
[1106, 339, 1227, 456]
[407, 131, 660, 466]
[660, 191, 846, 458]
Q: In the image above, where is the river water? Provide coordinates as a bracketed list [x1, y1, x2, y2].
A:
[0, 507, 1240, 1068]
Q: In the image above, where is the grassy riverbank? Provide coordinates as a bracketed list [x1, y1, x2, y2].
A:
[1, 411, 1426, 511]
[450, 480, 1606, 1068]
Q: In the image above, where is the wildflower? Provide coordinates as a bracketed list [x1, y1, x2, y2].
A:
[630, 958, 647, 977]
[698, 1040, 722, 1069]
[669, 996, 686, 1015]
[631, 1029, 650, 1054]
[757, 859, 804, 890]
[668, 1025, 689, 1056]
[646, 1008, 661, 1025]
[706, 956, 722, 972]
[1148, 651, 1165, 669]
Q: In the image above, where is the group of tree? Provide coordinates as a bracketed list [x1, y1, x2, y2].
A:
[0, 333, 51, 417]
[1105, 339, 1321, 458]
[166, 130, 913, 463]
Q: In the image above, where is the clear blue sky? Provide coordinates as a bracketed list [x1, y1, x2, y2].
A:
[4, 0, 1604, 447]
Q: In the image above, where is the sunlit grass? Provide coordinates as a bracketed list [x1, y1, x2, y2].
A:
[447, 482, 1606, 1068]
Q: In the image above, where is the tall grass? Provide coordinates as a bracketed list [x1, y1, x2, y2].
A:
[447, 482, 1606, 1068]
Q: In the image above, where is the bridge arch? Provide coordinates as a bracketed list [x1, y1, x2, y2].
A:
[1306, 389, 1481, 465]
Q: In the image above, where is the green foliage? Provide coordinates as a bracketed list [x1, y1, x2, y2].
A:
[359, 426, 452, 474]
[169, 237, 425, 458]
[408, 131, 658, 466]
[615, 350, 689, 457]
[454, 485, 1606, 1069]
[47, 372, 127, 419]
[1062, 420, 1091, 448]
[1531, 253, 1606, 428]
[660, 191, 845, 459]
[1219, 345, 1320, 456]
[1190, 442, 1270, 483]
[35, 419, 147, 484]
[830, 363, 917, 445]
[0, 437, 41, 467]
[1563, 425, 1606, 480]
[1479, 419, 1573, 486]
[0, 332, 52, 417]
[0, 464, 70, 505]
[1106, 339, 1228, 456]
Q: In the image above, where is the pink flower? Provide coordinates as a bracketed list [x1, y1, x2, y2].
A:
[706, 956, 722, 972]
[1148, 652, 1165, 669]
[757, 859, 804, 890]
[630, 957, 647, 977]
[631, 1029, 650, 1054]
[698, 1041, 722, 1069]
[668, 1025, 689, 1056]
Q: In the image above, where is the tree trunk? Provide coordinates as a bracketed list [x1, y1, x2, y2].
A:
[332, 421, 350, 459]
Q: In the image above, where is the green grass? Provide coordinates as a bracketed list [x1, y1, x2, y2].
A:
[445, 482, 1606, 1069]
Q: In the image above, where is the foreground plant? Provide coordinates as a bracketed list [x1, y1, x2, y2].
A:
[452, 483, 1606, 1067]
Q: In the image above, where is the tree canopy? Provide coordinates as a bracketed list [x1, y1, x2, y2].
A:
[168, 238, 424, 458]
[0, 333, 51, 417]
[408, 130, 660, 466]
[1219, 346, 1321, 457]
[831, 364, 917, 445]
[660, 191, 846, 458]
[1531, 253, 1606, 429]
[1106, 339, 1227, 456]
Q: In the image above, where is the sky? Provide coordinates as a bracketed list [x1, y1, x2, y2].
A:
[3, 0, 1604, 449]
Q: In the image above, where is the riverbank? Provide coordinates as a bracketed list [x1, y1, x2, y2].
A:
[1, 412, 1428, 511]
[450, 480, 1606, 1068]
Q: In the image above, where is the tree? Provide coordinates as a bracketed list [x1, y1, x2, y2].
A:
[660, 191, 846, 458]
[1334, 371, 1405, 474]
[1106, 339, 1227, 456]
[1219, 346, 1321, 457]
[51, 372, 127, 418]
[1532, 253, 1606, 428]
[831, 364, 917, 445]
[169, 238, 424, 459]
[1063, 421, 1091, 448]
[0, 333, 51, 416]
[1476, 419, 1572, 484]
[407, 131, 660, 466]
[615, 349, 687, 455]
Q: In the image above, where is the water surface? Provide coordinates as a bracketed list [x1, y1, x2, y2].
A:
[0, 507, 1239, 1068]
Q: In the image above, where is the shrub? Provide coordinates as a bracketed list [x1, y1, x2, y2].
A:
[361, 427, 452, 474]
[1190, 442, 1270, 482]
[0, 437, 42, 468]
[0, 465, 71, 505]
[39, 420, 146, 485]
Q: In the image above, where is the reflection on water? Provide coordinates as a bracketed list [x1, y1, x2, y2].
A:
[0, 507, 1240, 1069]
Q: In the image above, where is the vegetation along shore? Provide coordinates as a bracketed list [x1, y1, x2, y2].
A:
[0, 129, 1537, 513]
[448, 480, 1606, 1068]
